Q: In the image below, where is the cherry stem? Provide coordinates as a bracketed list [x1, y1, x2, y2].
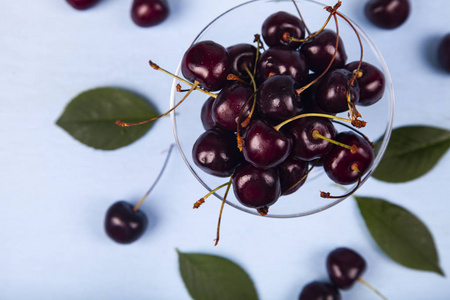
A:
[214, 177, 233, 246]
[295, 11, 340, 96]
[357, 277, 388, 300]
[149, 60, 217, 98]
[312, 130, 356, 153]
[116, 81, 199, 127]
[332, 120, 375, 148]
[133, 143, 175, 212]
[320, 171, 361, 199]
[291, 0, 311, 36]
[193, 181, 230, 209]
[274, 113, 356, 132]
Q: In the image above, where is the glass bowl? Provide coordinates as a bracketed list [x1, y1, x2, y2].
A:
[170, 0, 394, 218]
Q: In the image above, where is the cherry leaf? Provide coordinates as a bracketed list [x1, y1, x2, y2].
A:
[355, 196, 445, 276]
[56, 87, 158, 150]
[177, 250, 258, 300]
[373, 126, 450, 182]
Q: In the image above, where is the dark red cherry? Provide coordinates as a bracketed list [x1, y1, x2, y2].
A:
[192, 129, 243, 177]
[243, 119, 292, 169]
[344, 61, 385, 106]
[66, 0, 101, 10]
[256, 47, 309, 85]
[282, 117, 337, 161]
[300, 74, 336, 116]
[315, 68, 360, 113]
[299, 281, 341, 300]
[438, 33, 450, 73]
[181, 41, 231, 91]
[278, 156, 308, 195]
[104, 201, 148, 244]
[131, 0, 169, 27]
[256, 75, 302, 122]
[227, 44, 259, 78]
[211, 82, 253, 131]
[261, 11, 306, 49]
[365, 0, 410, 29]
[200, 96, 217, 130]
[300, 29, 347, 74]
[232, 162, 281, 209]
[327, 247, 367, 290]
[323, 131, 374, 185]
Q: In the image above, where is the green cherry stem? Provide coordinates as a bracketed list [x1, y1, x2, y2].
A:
[149, 60, 217, 98]
[133, 143, 175, 212]
[214, 177, 233, 246]
[357, 277, 388, 300]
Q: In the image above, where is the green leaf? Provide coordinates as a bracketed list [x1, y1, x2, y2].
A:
[373, 125, 450, 182]
[355, 196, 445, 276]
[177, 250, 258, 300]
[56, 87, 158, 150]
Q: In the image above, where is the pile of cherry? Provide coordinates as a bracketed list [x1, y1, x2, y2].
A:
[187, 7, 385, 216]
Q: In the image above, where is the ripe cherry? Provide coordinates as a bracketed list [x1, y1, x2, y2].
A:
[299, 281, 341, 300]
[300, 29, 347, 74]
[365, 0, 410, 29]
[283, 117, 337, 161]
[278, 156, 308, 195]
[315, 68, 360, 113]
[181, 41, 231, 91]
[232, 161, 281, 210]
[242, 119, 292, 169]
[66, 0, 101, 10]
[261, 11, 306, 49]
[256, 47, 309, 85]
[326, 247, 366, 290]
[438, 33, 450, 73]
[211, 82, 253, 131]
[345, 61, 385, 106]
[105, 201, 148, 244]
[200, 97, 217, 130]
[131, 0, 170, 27]
[322, 131, 374, 185]
[256, 74, 302, 122]
[192, 129, 243, 177]
[104, 144, 174, 244]
[227, 43, 259, 78]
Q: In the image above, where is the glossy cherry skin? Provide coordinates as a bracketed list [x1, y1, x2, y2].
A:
[243, 119, 292, 169]
[227, 43, 259, 78]
[232, 161, 281, 209]
[283, 117, 337, 161]
[66, 0, 101, 10]
[300, 29, 347, 74]
[278, 156, 308, 195]
[315, 68, 360, 114]
[211, 82, 253, 131]
[105, 201, 148, 244]
[299, 281, 341, 300]
[256, 75, 302, 122]
[256, 47, 309, 85]
[438, 33, 450, 73]
[131, 0, 169, 27]
[192, 129, 243, 177]
[322, 131, 374, 185]
[181, 41, 231, 91]
[365, 0, 410, 29]
[345, 61, 385, 106]
[261, 11, 306, 49]
[200, 96, 217, 130]
[327, 247, 367, 290]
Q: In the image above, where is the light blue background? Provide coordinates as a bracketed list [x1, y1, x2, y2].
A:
[1, 0, 449, 299]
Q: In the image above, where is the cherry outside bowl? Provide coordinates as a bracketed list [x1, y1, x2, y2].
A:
[170, 0, 394, 218]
